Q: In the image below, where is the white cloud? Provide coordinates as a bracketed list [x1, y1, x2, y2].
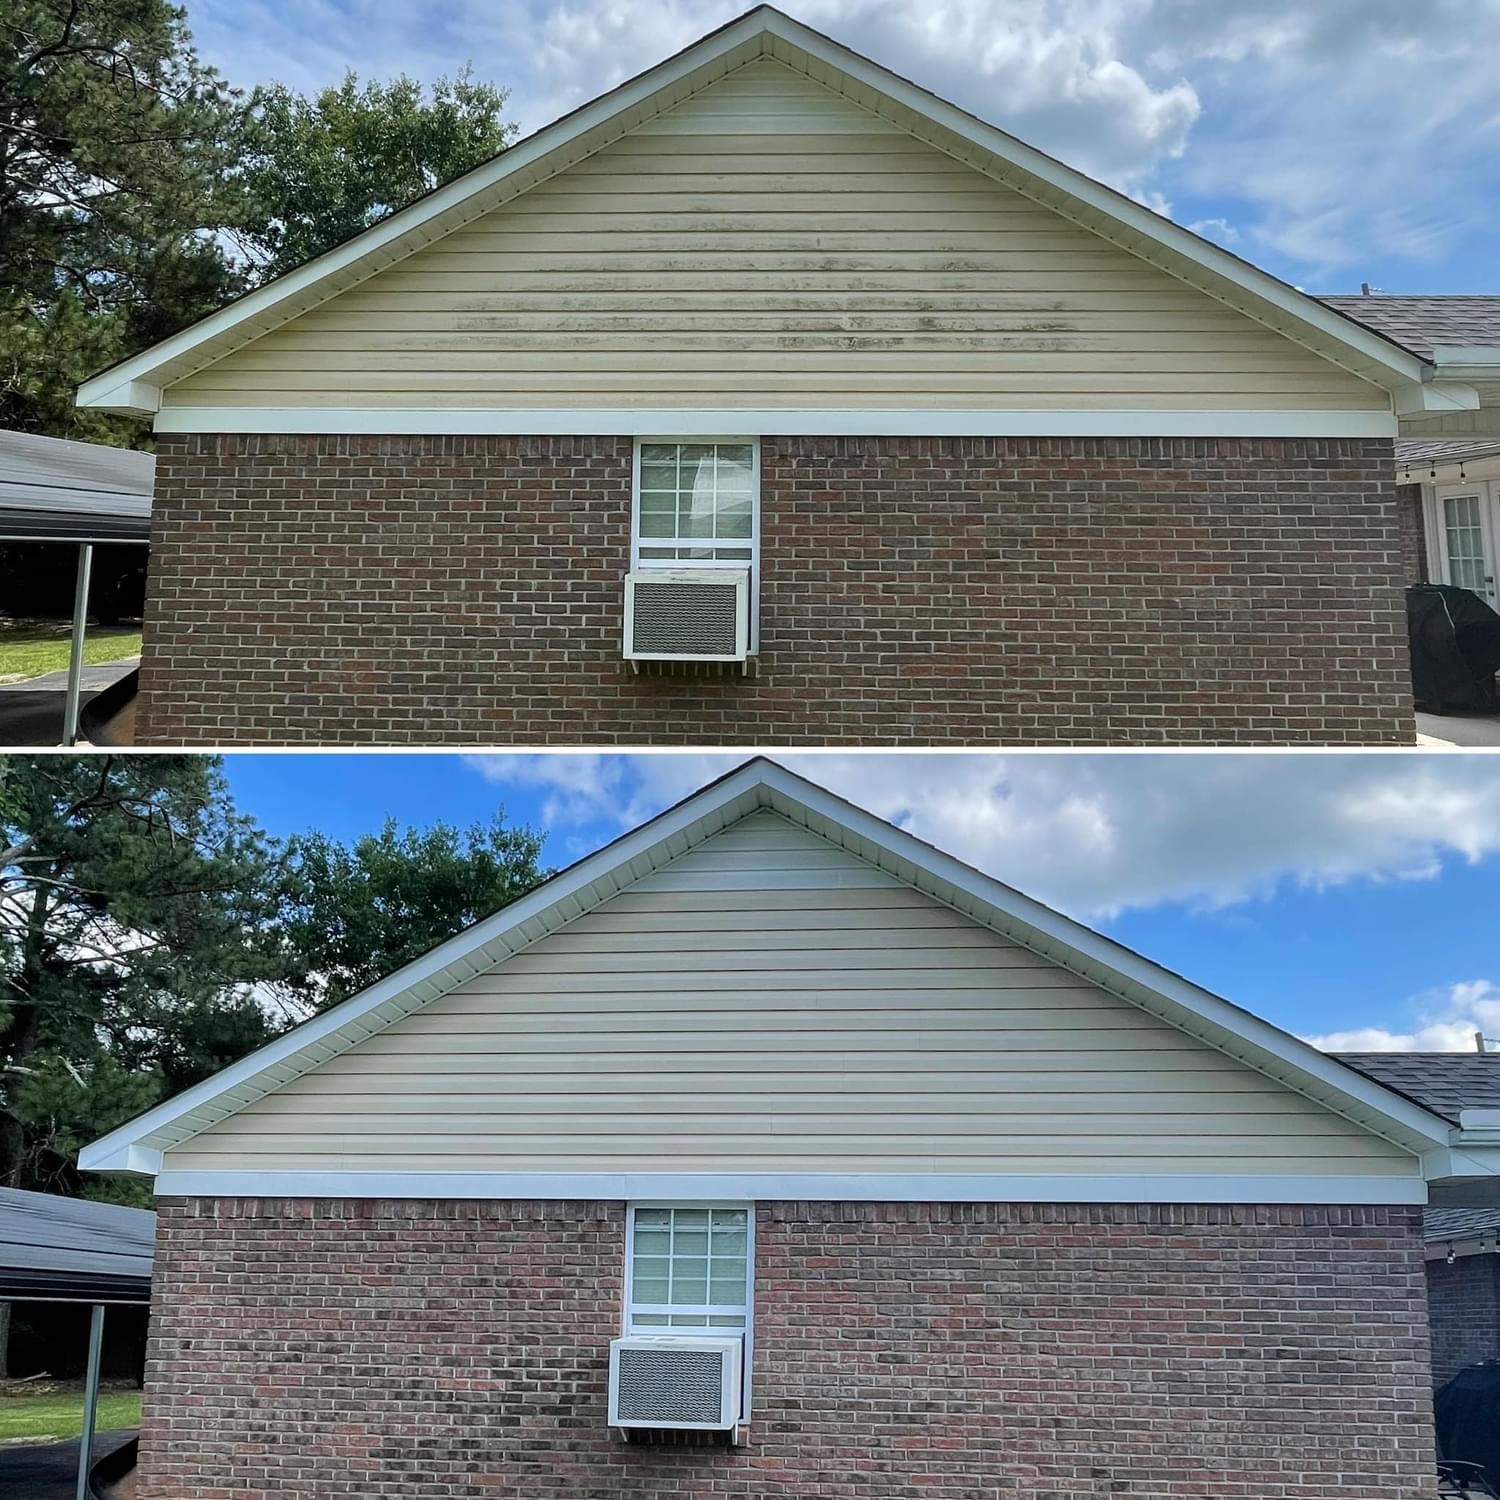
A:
[182, 0, 1500, 279]
[465, 752, 1500, 920]
[1304, 979, 1500, 1053]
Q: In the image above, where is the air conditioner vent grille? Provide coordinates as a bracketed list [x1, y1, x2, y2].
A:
[614, 1347, 725, 1426]
[631, 581, 740, 657]
[623, 569, 750, 663]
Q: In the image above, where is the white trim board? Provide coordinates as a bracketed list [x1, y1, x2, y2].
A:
[77, 6, 1442, 421]
[150, 1171, 1430, 1206]
[82, 758, 1483, 1197]
[150, 408, 1401, 439]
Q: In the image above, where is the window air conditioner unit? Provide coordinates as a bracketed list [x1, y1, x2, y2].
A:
[607, 1334, 743, 1434]
[623, 569, 750, 663]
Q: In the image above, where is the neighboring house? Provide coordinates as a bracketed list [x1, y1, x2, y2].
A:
[1329, 1050, 1500, 1388]
[1322, 295, 1500, 604]
[81, 760, 1500, 1498]
[75, 9, 1500, 748]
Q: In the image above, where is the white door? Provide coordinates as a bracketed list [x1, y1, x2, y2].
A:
[1436, 486, 1499, 605]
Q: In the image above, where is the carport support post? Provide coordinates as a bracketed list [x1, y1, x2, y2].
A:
[75, 1302, 105, 1500]
[62, 542, 93, 747]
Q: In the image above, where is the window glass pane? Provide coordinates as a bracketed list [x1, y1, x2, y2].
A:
[634, 1230, 670, 1255]
[634, 1313, 669, 1327]
[632, 1256, 670, 1303]
[638, 444, 678, 466]
[639, 460, 678, 491]
[671, 1258, 709, 1304]
[673, 1209, 710, 1229]
[667, 1314, 709, 1328]
[718, 497, 753, 540]
[709, 1315, 747, 1329]
[634, 1208, 670, 1228]
[714, 451, 754, 497]
[710, 1273, 745, 1304]
[673, 1228, 709, 1255]
[638, 494, 675, 539]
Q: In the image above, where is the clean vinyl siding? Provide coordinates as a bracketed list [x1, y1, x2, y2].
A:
[162, 60, 1385, 414]
[166, 812, 1415, 1177]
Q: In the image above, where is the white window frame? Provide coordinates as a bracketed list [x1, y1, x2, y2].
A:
[631, 438, 761, 653]
[623, 1202, 755, 1419]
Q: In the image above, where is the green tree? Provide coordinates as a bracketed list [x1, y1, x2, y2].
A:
[0, 0, 250, 442]
[231, 69, 516, 281]
[1, 1, 516, 444]
[273, 816, 548, 1014]
[0, 755, 290, 1198]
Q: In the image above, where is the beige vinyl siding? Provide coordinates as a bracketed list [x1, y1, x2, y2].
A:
[166, 812, 1414, 1177]
[162, 60, 1385, 413]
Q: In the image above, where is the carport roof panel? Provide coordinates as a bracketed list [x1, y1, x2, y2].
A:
[0, 429, 152, 543]
[0, 1187, 154, 1303]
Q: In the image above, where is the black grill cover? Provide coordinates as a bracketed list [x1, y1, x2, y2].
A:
[1437, 1362, 1500, 1485]
[1407, 585, 1500, 712]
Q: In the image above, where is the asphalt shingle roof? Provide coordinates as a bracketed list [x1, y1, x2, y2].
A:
[1331, 1051, 1500, 1125]
[1426, 1205, 1500, 1244]
[1393, 437, 1500, 470]
[1319, 294, 1500, 362]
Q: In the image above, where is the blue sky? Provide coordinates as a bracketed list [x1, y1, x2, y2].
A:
[223, 751, 1500, 1053]
[180, 0, 1500, 293]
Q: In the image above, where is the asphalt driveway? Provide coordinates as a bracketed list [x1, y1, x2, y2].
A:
[0, 1429, 135, 1499]
[0, 659, 138, 747]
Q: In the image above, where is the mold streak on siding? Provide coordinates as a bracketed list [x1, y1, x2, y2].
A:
[162, 61, 1384, 413]
[165, 813, 1417, 1178]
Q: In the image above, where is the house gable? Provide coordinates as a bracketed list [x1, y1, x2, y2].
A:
[163, 809, 1416, 1190]
[159, 59, 1385, 421]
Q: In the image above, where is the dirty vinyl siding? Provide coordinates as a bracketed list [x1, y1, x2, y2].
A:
[164, 813, 1416, 1177]
[161, 61, 1385, 413]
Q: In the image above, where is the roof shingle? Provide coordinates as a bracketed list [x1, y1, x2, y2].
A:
[1331, 1051, 1500, 1125]
[1320, 294, 1500, 362]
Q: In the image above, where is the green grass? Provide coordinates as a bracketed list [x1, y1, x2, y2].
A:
[0, 621, 142, 684]
[0, 1389, 142, 1442]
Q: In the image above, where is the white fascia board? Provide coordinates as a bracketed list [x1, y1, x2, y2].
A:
[76, 12, 769, 415]
[80, 762, 775, 1173]
[151, 407, 1400, 439]
[81, 7, 1428, 416]
[1461, 1109, 1500, 1131]
[82, 379, 161, 417]
[149, 1169, 1428, 1206]
[1432, 347, 1500, 378]
[751, 761, 1451, 1155]
[756, 10, 1428, 390]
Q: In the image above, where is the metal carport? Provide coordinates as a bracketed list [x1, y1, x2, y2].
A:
[0, 430, 151, 745]
[0, 1188, 154, 1500]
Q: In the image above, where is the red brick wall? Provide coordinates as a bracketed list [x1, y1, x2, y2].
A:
[137, 1198, 1437, 1499]
[1396, 482, 1430, 584]
[1426, 1254, 1500, 1387]
[136, 434, 1412, 745]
